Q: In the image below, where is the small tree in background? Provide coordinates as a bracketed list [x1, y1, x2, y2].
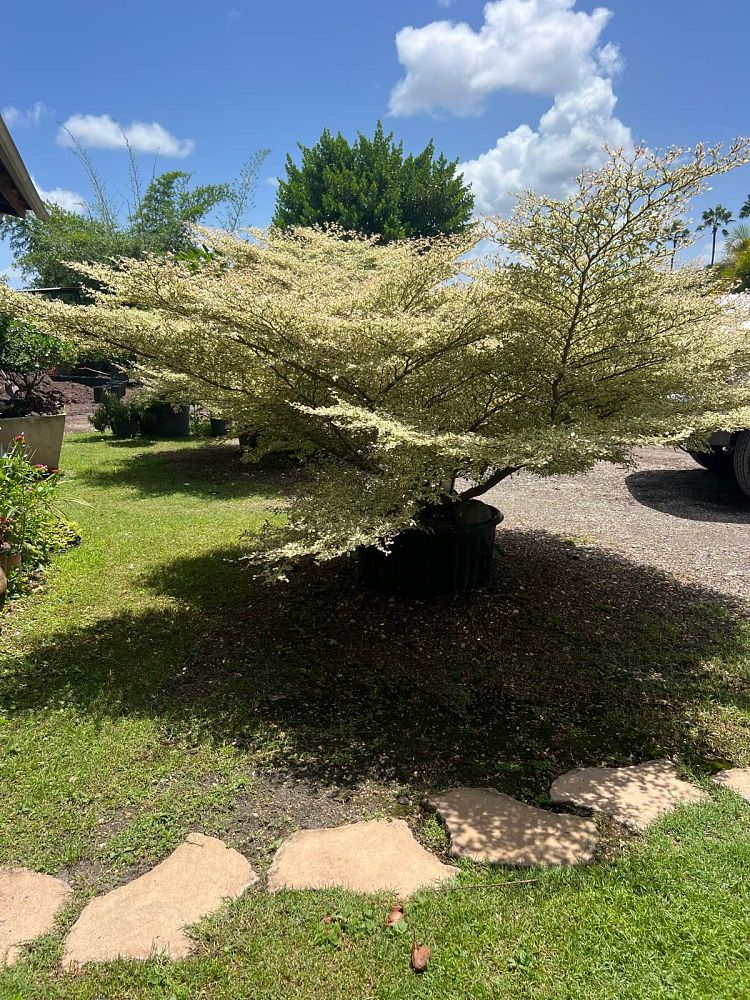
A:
[273, 122, 474, 241]
[740, 195, 750, 219]
[698, 204, 734, 265]
[4, 141, 750, 577]
[721, 224, 750, 292]
[0, 147, 268, 293]
[666, 219, 691, 269]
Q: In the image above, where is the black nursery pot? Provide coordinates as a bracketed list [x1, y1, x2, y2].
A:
[143, 403, 190, 438]
[357, 500, 504, 599]
[210, 418, 229, 437]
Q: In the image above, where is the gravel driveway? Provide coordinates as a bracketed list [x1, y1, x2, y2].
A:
[483, 446, 750, 604]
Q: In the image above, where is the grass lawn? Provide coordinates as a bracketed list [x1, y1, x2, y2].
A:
[2, 433, 750, 999]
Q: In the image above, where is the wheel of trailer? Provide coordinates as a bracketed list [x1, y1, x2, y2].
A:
[685, 447, 736, 475]
[733, 430, 750, 499]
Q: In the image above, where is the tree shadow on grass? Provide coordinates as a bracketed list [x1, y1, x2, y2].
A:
[72, 441, 301, 501]
[2, 531, 748, 798]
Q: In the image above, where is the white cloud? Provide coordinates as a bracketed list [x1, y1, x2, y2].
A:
[2, 102, 48, 127]
[58, 114, 195, 158]
[390, 0, 619, 116]
[389, 0, 630, 215]
[264, 175, 280, 189]
[460, 75, 631, 214]
[228, 7, 242, 17]
[32, 177, 86, 214]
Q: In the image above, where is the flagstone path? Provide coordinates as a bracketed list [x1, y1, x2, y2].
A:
[62, 833, 258, 968]
[549, 759, 706, 831]
[427, 787, 598, 866]
[267, 818, 458, 896]
[0, 758, 738, 968]
[712, 766, 750, 803]
[0, 868, 71, 966]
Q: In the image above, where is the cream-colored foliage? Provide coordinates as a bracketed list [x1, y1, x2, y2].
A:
[2, 142, 749, 574]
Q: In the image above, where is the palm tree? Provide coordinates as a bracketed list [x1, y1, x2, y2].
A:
[666, 219, 690, 270]
[697, 204, 734, 266]
[720, 223, 750, 292]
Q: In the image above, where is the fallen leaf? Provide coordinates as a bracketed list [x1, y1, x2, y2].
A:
[411, 941, 431, 973]
[386, 905, 404, 927]
[322, 914, 335, 925]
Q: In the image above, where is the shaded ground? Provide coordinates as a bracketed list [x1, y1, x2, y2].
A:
[2, 437, 750, 998]
[484, 445, 750, 603]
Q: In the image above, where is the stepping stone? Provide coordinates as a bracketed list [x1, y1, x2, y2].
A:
[427, 787, 598, 867]
[712, 767, 750, 803]
[267, 819, 458, 897]
[0, 867, 71, 966]
[550, 759, 706, 832]
[62, 833, 257, 967]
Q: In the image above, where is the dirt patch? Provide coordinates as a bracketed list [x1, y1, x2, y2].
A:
[218, 770, 402, 879]
[57, 380, 97, 433]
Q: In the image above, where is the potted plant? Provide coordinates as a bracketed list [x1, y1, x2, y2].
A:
[5, 143, 750, 596]
[139, 400, 190, 439]
[0, 314, 73, 469]
[89, 390, 191, 439]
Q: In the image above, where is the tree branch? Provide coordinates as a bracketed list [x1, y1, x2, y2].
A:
[458, 466, 520, 500]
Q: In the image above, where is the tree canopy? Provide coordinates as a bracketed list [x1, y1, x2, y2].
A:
[698, 204, 734, 266]
[4, 141, 750, 577]
[721, 224, 750, 292]
[0, 152, 267, 292]
[272, 122, 474, 241]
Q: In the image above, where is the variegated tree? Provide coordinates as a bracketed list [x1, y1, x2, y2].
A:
[3, 141, 750, 575]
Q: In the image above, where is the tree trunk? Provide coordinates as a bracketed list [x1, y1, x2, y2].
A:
[711, 227, 718, 267]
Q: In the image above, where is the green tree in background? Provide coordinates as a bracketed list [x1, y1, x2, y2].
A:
[127, 171, 230, 255]
[740, 194, 750, 219]
[697, 204, 734, 266]
[666, 219, 691, 270]
[0, 148, 268, 292]
[720, 223, 750, 292]
[273, 122, 474, 241]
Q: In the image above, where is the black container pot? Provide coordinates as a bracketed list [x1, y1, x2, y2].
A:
[357, 500, 503, 599]
[238, 431, 259, 450]
[142, 403, 190, 439]
[93, 379, 127, 403]
[210, 418, 229, 437]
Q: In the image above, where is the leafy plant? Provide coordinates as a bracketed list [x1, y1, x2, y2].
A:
[5, 141, 750, 579]
[89, 391, 142, 438]
[273, 121, 474, 241]
[720, 224, 750, 292]
[0, 312, 74, 416]
[0, 437, 80, 584]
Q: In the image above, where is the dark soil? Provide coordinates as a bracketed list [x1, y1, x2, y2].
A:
[220, 770, 401, 878]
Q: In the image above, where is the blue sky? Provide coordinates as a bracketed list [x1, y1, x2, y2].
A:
[2, 0, 750, 280]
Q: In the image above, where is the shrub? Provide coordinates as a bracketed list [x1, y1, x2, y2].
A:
[0, 437, 79, 588]
[89, 391, 142, 438]
[4, 142, 750, 578]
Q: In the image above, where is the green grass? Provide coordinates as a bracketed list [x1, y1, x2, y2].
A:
[2, 434, 750, 998]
